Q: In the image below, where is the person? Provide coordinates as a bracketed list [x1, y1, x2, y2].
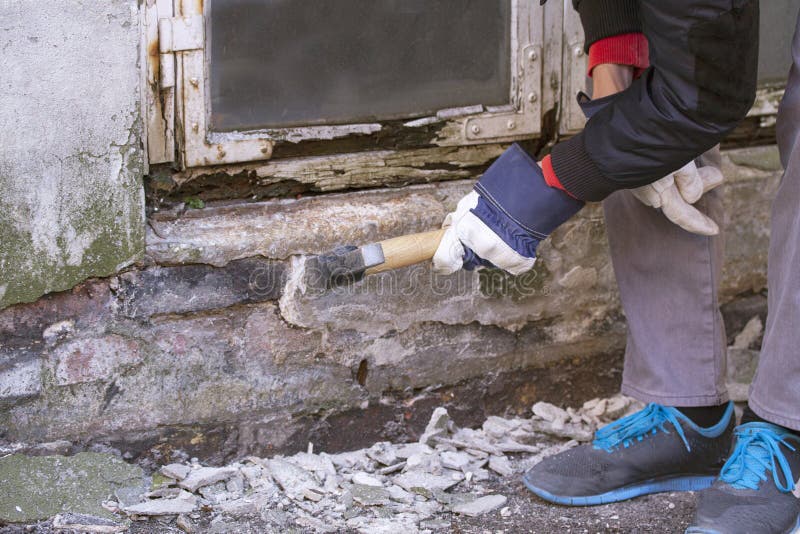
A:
[432, 1, 800, 531]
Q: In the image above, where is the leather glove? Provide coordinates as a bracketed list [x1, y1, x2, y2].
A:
[432, 144, 584, 275]
[579, 92, 724, 236]
[630, 160, 723, 235]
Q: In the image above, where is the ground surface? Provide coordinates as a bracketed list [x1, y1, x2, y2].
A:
[0, 477, 696, 534]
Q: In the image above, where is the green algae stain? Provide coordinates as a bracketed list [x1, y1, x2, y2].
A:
[0, 452, 145, 523]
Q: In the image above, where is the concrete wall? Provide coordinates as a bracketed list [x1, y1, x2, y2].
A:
[0, 1, 145, 309]
[0, 1, 783, 463]
[0, 146, 780, 462]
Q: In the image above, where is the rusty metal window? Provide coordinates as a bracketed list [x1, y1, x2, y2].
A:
[147, 0, 543, 167]
[207, 0, 512, 132]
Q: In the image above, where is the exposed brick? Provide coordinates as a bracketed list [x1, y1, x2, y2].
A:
[0, 279, 111, 351]
[119, 258, 286, 319]
[53, 335, 142, 386]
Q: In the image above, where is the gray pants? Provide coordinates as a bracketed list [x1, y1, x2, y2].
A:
[604, 17, 800, 431]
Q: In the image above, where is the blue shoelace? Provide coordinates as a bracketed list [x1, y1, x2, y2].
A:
[593, 403, 690, 453]
[719, 423, 797, 492]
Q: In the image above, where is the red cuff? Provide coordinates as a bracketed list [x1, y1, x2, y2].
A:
[541, 155, 577, 199]
[588, 32, 650, 78]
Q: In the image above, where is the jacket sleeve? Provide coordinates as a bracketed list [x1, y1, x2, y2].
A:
[572, 0, 643, 51]
[552, 0, 760, 201]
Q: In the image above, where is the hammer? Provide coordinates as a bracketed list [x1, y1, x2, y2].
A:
[304, 229, 446, 288]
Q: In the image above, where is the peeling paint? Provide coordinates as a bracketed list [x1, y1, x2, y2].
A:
[0, 1, 145, 309]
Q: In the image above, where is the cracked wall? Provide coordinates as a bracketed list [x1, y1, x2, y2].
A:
[0, 0, 145, 309]
[0, 146, 781, 462]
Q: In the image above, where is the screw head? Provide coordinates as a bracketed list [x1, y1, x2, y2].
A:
[189, 77, 199, 87]
[527, 92, 538, 103]
[191, 122, 199, 132]
[470, 124, 481, 135]
[528, 50, 538, 62]
[574, 47, 584, 57]
[507, 120, 516, 130]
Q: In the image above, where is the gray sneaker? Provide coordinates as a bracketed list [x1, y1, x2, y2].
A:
[522, 402, 735, 506]
[686, 422, 800, 534]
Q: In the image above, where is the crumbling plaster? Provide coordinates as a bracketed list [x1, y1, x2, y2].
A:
[0, 0, 145, 309]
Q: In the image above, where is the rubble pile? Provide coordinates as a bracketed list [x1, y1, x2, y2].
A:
[101, 395, 642, 533]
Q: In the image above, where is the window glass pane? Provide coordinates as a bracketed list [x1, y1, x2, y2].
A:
[758, 0, 799, 84]
[207, 0, 512, 131]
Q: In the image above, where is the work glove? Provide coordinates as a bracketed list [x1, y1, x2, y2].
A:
[579, 93, 724, 236]
[629, 160, 723, 235]
[432, 144, 584, 275]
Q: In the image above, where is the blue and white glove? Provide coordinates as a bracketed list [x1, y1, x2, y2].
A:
[432, 144, 585, 275]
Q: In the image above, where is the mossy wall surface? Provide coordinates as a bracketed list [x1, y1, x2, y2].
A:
[0, 1, 145, 309]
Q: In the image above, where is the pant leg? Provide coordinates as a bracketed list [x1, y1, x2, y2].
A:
[748, 14, 800, 431]
[603, 152, 728, 407]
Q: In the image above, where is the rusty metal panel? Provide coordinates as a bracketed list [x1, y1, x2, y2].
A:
[144, 0, 176, 165]
[559, 1, 587, 135]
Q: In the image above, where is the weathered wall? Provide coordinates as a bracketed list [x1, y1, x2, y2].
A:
[0, 146, 780, 462]
[0, 1, 145, 309]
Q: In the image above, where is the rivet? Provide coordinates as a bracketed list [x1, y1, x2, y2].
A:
[190, 77, 199, 87]
[574, 47, 584, 57]
[507, 120, 516, 130]
[470, 124, 481, 135]
[527, 92, 538, 103]
[528, 50, 538, 62]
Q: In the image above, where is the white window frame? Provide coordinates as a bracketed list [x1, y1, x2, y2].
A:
[146, 0, 547, 169]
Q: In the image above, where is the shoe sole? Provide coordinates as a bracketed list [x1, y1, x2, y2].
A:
[685, 513, 800, 534]
[522, 473, 716, 506]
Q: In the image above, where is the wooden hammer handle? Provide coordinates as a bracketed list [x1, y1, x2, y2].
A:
[365, 228, 446, 275]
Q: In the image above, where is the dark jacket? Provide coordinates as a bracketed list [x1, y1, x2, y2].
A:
[552, 0, 760, 201]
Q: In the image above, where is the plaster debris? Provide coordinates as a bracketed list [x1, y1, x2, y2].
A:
[732, 316, 763, 349]
[532, 401, 569, 424]
[267, 458, 324, 499]
[451, 494, 508, 517]
[52, 513, 126, 533]
[178, 466, 237, 492]
[161, 463, 191, 481]
[122, 490, 197, 516]
[116, 396, 643, 531]
[419, 407, 450, 446]
[176, 513, 195, 533]
[352, 472, 384, 487]
[488, 455, 514, 477]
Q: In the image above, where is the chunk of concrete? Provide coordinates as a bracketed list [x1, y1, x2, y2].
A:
[352, 472, 383, 487]
[0, 452, 145, 523]
[350, 484, 390, 506]
[161, 463, 191, 481]
[52, 512, 127, 533]
[122, 490, 197, 516]
[419, 407, 450, 446]
[178, 466, 237, 492]
[532, 401, 568, 423]
[451, 494, 507, 517]
[267, 458, 322, 498]
[488, 456, 514, 477]
[394, 472, 460, 494]
[394, 443, 433, 459]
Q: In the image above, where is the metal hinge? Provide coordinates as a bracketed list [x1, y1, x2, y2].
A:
[157, 15, 204, 90]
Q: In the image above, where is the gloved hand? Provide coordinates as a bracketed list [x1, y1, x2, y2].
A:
[432, 144, 584, 275]
[630, 160, 724, 235]
[579, 92, 724, 236]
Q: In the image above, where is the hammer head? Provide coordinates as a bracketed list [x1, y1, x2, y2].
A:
[304, 243, 385, 289]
